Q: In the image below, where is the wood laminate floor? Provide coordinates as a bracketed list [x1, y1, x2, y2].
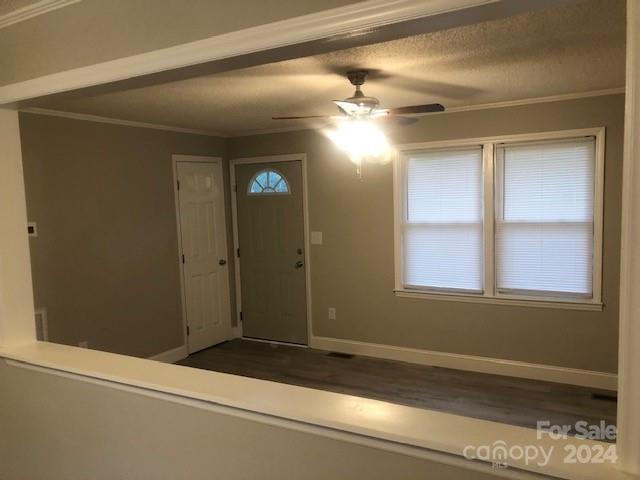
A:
[178, 339, 617, 437]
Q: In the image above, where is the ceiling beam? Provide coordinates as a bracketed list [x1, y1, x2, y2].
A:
[0, 0, 577, 106]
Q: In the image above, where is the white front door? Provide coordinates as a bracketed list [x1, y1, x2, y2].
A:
[176, 159, 231, 353]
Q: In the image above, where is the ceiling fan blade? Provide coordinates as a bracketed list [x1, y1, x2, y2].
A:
[388, 103, 445, 115]
[375, 115, 418, 126]
[272, 115, 337, 120]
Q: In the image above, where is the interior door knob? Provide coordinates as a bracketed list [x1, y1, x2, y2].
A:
[219, 259, 227, 266]
[294, 260, 304, 269]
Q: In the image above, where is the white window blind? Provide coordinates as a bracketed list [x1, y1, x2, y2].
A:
[495, 137, 595, 297]
[403, 147, 483, 292]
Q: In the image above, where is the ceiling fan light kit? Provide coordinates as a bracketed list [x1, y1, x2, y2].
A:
[325, 119, 391, 175]
[272, 69, 446, 174]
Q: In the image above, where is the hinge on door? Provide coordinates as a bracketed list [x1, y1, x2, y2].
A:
[234, 184, 237, 192]
[186, 325, 190, 336]
[177, 180, 180, 190]
[237, 248, 240, 258]
[239, 311, 243, 321]
[182, 254, 185, 264]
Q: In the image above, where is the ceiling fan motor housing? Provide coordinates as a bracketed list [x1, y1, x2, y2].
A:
[347, 69, 368, 86]
[345, 70, 380, 111]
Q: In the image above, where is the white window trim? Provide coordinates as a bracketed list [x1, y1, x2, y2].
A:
[393, 127, 605, 311]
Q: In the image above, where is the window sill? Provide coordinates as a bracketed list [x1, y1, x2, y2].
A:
[394, 289, 604, 311]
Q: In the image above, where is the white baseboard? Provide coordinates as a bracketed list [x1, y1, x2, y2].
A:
[310, 336, 617, 391]
[148, 345, 188, 364]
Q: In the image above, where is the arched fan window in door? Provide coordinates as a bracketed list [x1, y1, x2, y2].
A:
[248, 169, 290, 195]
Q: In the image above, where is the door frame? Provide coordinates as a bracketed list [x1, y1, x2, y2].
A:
[229, 153, 312, 345]
[172, 154, 232, 352]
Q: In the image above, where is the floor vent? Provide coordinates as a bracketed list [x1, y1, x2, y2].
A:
[592, 392, 617, 402]
[327, 351, 354, 359]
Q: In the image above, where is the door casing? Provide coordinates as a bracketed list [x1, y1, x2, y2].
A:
[173, 154, 232, 352]
[230, 153, 312, 345]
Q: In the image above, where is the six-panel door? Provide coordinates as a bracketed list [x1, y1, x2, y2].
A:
[177, 161, 231, 353]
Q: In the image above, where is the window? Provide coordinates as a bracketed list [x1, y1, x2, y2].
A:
[403, 147, 484, 292]
[395, 129, 603, 307]
[495, 138, 595, 298]
[248, 169, 290, 195]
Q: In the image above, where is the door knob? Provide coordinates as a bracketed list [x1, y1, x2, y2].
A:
[294, 260, 304, 269]
[219, 259, 227, 266]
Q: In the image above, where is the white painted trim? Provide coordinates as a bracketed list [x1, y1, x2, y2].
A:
[229, 154, 313, 345]
[148, 344, 187, 363]
[3, 354, 566, 480]
[0, 0, 499, 105]
[229, 163, 242, 335]
[0, 108, 36, 346]
[392, 151, 404, 296]
[393, 127, 605, 307]
[242, 336, 309, 349]
[420, 88, 625, 117]
[172, 155, 234, 353]
[20, 107, 224, 137]
[33, 308, 48, 341]
[18, 90, 625, 141]
[592, 127, 606, 305]
[310, 335, 617, 391]
[395, 127, 607, 154]
[229, 88, 625, 138]
[394, 290, 603, 311]
[230, 325, 242, 338]
[616, 1, 640, 474]
[482, 142, 495, 297]
[0, 0, 80, 29]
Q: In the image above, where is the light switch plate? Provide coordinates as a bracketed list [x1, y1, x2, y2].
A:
[311, 231, 323, 245]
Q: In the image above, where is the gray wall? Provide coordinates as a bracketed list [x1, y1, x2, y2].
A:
[20, 113, 226, 357]
[227, 94, 623, 373]
[20, 93, 623, 372]
[0, 360, 529, 480]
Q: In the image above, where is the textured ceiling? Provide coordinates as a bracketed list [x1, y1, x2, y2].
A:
[30, 0, 625, 136]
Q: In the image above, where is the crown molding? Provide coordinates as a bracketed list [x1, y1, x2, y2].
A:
[230, 124, 318, 138]
[0, 0, 81, 29]
[229, 88, 626, 137]
[21, 88, 625, 139]
[440, 87, 625, 114]
[19, 107, 225, 138]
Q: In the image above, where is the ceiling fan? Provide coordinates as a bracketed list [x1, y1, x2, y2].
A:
[272, 70, 446, 124]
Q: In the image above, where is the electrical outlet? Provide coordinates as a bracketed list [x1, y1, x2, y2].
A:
[328, 307, 336, 320]
[78, 340, 89, 348]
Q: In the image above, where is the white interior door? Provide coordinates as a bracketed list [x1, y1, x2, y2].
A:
[177, 160, 231, 353]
